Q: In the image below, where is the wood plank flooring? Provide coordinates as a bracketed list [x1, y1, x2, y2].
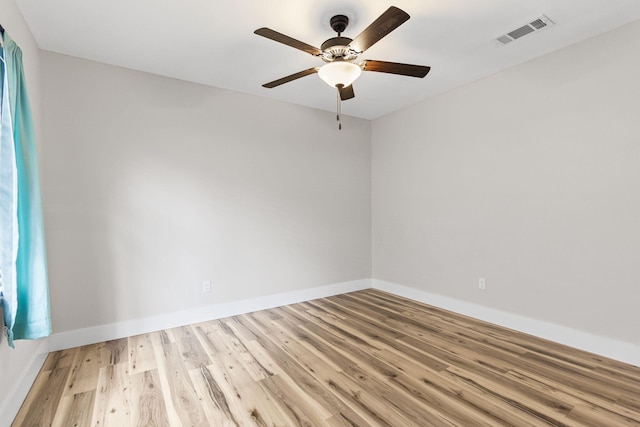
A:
[12, 289, 640, 426]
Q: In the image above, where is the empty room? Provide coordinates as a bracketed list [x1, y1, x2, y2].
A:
[1, 0, 639, 426]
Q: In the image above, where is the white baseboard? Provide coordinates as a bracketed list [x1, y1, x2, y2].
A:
[48, 278, 372, 352]
[373, 279, 640, 367]
[0, 338, 50, 427]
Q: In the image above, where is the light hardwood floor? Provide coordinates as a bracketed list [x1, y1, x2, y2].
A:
[12, 289, 640, 426]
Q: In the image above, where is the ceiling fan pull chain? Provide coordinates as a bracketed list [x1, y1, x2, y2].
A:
[336, 86, 342, 130]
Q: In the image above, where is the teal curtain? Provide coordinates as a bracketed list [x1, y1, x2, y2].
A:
[0, 31, 51, 347]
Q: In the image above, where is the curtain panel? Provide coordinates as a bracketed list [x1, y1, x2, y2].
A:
[0, 30, 51, 347]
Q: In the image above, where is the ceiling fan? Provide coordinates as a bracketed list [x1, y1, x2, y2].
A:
[254, 6, 430, 128]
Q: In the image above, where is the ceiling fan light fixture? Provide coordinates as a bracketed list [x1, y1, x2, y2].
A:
[318, 61, 361, 88]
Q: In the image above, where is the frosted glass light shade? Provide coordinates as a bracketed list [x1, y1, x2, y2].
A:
[318, 62, 361, 88]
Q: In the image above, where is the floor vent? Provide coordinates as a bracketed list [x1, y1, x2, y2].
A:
[497, 15, 554, 45]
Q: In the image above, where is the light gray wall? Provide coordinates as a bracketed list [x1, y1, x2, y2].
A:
[372, 19, 640, 345]
[41, 52, 372, 333]
[0, 0, 47, 418]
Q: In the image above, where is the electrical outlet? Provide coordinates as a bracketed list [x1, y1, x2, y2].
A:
[202, 280, 211, 294]
[478, 278, 486, 290]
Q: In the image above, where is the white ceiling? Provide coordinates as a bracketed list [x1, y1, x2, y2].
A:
[16, 0, 640, 119]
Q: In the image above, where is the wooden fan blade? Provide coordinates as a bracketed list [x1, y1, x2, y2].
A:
[361, 60, 431, 78]
[262, 67, 319, 88]
[254, 28, 322, 56]
[349, 6, 410, 53]
[339, 84, 355, 100]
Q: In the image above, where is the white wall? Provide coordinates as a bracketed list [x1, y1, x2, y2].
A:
[41, 52, 372, 333]
[372, 19, 640, 345]
[0, 0, 49, 422]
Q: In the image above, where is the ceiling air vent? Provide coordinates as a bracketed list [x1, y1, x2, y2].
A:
[496, 15, 554, 45]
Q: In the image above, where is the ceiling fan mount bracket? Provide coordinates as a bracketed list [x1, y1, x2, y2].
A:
[329, 15, 349, 34]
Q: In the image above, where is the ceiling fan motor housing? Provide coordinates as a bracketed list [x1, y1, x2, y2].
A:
[320, 36, 359, 62]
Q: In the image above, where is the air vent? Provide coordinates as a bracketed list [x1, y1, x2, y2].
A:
[496, 15, 554, 45]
